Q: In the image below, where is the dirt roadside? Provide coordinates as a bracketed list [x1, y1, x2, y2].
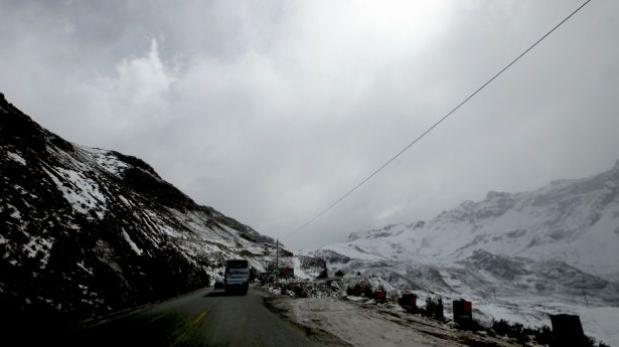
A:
[261, 291, 530, 347]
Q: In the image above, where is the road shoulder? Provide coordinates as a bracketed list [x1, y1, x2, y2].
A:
[255, 288, 352, 346]
[261, 291, 526, 347]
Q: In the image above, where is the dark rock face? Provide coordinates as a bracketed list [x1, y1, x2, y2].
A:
[308, 249, 351, 264]
[461, 250, 530, 281]
[0, 93, 279, 323]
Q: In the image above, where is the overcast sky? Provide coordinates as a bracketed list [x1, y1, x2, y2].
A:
[1, 0, 618, 249]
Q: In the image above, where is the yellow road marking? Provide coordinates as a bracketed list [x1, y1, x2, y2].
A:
[171, 309, 209, 346]
[191, 310, 208, 325]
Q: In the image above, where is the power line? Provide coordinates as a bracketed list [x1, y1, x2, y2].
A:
[295, 0, 592, 231]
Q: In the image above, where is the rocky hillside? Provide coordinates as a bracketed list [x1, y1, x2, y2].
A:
[0, 93, 280, 322]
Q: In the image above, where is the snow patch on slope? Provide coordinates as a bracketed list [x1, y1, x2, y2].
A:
[23, 236, 54, 268]
[122, 230, 143, 256]
[86, 148, 128, 176]
[44, 166, 107, 219]
[6, 151, 26, 165]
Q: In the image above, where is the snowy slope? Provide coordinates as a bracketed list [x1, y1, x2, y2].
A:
[324, 162, 619, 278]
[309, 160, 619, 345]
[0, 93, 281, 321]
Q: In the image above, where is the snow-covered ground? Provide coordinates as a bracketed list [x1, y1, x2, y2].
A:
[300, 251, 618, 346]
[306, 160, 619, 346]
[476, 299, 619, 347]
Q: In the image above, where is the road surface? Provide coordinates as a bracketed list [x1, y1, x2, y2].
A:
[64, 287, 344, 347]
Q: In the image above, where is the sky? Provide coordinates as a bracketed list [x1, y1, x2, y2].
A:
[1, 0, 618, 249]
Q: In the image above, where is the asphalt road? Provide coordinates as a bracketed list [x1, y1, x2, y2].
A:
[64, 287, 340, 347]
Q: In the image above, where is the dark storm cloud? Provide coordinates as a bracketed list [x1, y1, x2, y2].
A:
[1, 0, 618, 249]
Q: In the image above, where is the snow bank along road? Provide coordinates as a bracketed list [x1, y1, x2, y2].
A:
[62, 287, 344, 347]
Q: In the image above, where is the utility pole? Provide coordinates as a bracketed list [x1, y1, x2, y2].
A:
[275, 239, 279, 270]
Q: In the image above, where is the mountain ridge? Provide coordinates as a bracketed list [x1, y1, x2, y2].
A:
[328, 158, 619, 279]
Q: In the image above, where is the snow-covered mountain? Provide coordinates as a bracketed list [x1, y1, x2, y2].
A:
[309, 160, 619, 345]
[0, 93, 281, 321]
[325, 161, 619, 279]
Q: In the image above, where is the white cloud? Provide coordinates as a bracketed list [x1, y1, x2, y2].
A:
[77, 39, 176, 133]
[1, 0, 618, 249]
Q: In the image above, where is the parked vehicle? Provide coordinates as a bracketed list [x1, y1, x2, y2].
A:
[225, 259, 250, 295]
